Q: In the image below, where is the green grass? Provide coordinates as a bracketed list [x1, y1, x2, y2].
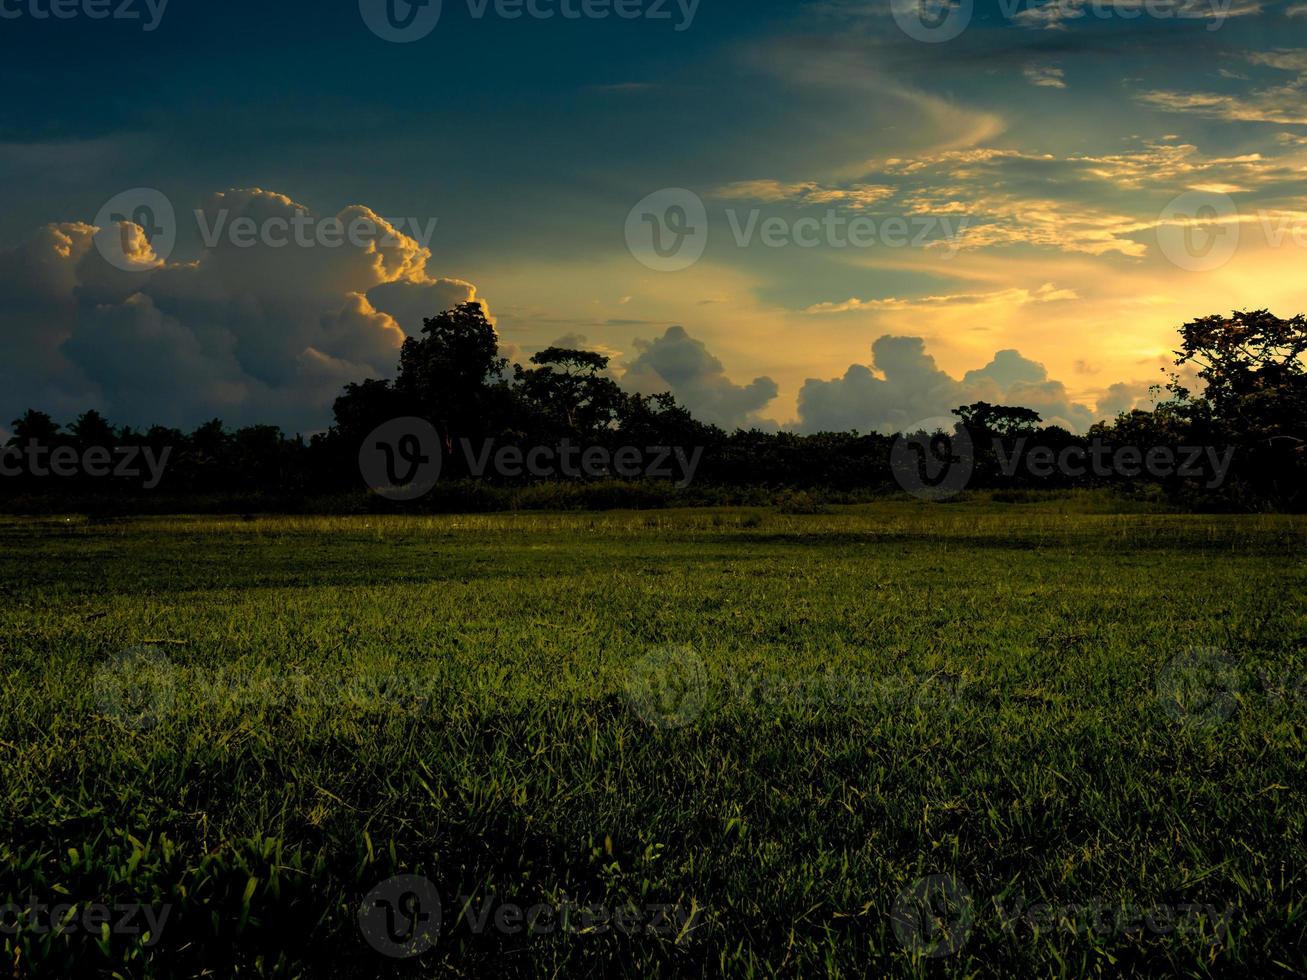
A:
[0, 493, 1304, 977]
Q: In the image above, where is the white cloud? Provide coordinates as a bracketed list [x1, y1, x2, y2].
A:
[795, 336, 1098, 434]
[0, 188, 485, 433]
[619, 325, 778, 430]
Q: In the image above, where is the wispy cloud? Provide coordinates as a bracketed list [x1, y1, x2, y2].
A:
[1014, 0, 1265, 29]
[1024, 64, 1067, 89]
[1138, 49, 1307, 125]
[713, 180, 895, 209]
[805, 282, 1078, 315]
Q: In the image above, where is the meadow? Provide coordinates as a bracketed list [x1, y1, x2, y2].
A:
[0, 493, 1303, 977]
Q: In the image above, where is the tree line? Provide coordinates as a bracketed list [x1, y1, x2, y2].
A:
[3, 305, 1303, 512]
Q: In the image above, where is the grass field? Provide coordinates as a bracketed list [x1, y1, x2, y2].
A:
[1, 493, 1304, 977]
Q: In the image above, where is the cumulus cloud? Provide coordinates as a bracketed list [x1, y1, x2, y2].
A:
[796, 336, 1099, 434]
[0, 188, 485, 433]
[619, 326, 778, 430]
[539, 333, 624, 364]
[1096, 380, 1167, 418]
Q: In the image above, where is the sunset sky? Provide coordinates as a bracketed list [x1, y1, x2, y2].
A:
[3, 0, 1306, 435]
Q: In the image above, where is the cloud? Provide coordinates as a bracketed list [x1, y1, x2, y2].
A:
[1014, 0, 1265, 29]
[0, 188, 486, 433]
[1138, 49, 1307, 125]
[805, 282, 1078, 314]
[796, 336, 1097, 433]
[1096, 379, 1167, 418]
[619, 325, 778, 429]
[1024, 64, 1067, 89]
[709, 140, 1307, 263]
[713, 180, 896, 209]
[519, 333, 624, 372]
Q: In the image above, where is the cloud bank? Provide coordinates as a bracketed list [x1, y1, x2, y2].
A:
[1, 188, 1160, 440]
[796, 336, 1122, 434]
[0, 188, 482, 434]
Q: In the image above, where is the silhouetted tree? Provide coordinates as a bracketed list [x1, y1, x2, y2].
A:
[8, 410, 60, 445]
[514, 348, 625, 437]
[394, 302, 512, 449]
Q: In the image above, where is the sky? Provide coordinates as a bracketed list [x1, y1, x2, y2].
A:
[3, 0, 1306, 437]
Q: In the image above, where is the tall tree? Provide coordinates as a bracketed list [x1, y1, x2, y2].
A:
[514, 347, 625, 436]
[394, 302, 511, 448]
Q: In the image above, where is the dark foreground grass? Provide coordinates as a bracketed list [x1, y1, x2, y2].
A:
[0, 493, 1303, 977]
